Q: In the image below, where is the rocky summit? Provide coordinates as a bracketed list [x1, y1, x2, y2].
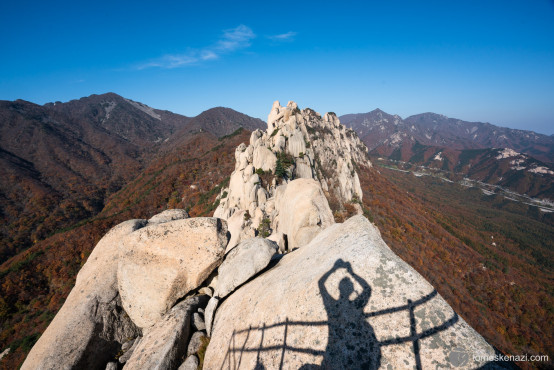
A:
[214, 100, 370, 252]
[22, 101, 509, 369]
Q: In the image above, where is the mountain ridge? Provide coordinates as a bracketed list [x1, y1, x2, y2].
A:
[340, 108, 554, 200]
[341, 108, 554, 164]
[0, 97, 551, 369]
[0, 93, 265, 263]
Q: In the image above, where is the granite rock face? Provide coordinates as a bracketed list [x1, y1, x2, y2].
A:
[273, 178, 334, 250]
[118, 217, 228, 328]
[148, 209, 189, 224]
[22, 220, 145, 370]
[204, 216, 500, 369]
[214, 101, 370, 249]
[124, 295, 208, 370]
[215, 237, 278, 298]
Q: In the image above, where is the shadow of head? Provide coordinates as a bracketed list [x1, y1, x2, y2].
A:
[338, 277, 354, 300]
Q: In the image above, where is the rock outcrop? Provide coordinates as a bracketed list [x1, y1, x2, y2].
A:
[273, 178, 334, 250]
[204, 216, 500, 369]
[215, 237, 278, 298]
[214, 100, 370, 250]
[22, 219, 145, 370]
[23, 102, 508, 370]
[118, 217, 228, 328]
[124, 295, 208, 370]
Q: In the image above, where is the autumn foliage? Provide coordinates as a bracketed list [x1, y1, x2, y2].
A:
[0, 129, 552, 369]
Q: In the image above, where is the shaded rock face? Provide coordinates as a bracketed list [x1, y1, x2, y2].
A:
[118, 337, 141, 364]
[124, 295, 209, 370]
[22, 219, 145, 370]
[118, 217, 228, 329]
[204, 216, 498, 369]
[215, 237, 278, 298]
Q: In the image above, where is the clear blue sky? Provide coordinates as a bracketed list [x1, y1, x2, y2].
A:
[1, 0, 553, 134]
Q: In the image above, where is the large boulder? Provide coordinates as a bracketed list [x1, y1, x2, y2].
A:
[204, 216, 501, 369]
[274, 178, 334, 250]
[22, 220, 145, 370]
[118, 218, 228, 328]
[148, 209, 189, 224]
[123, 295, 209, 370]
[215, 237, 278, 299]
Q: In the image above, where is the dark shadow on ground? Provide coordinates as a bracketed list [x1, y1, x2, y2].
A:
[220, 258, 513, 369]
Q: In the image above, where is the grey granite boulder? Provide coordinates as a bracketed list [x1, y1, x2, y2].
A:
[215, 237, 278, 298]
[124, 295, 209, 370]
[178, 355, 199, 370]
[274, 178, 334, 250]
[204, 215, 503, 369]
[118, 217, 228, 328]
[187, 331, 207, 357]
[22, 220, 145, 370]
[192, 312, 205, 331]
[148, 209, 189, 224]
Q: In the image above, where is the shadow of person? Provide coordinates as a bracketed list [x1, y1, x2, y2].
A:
[317, 259, 381, 370]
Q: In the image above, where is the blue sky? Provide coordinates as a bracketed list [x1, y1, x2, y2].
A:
[1, 0, 553, 134]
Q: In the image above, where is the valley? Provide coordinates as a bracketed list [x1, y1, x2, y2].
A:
[376, 157, 554, 213]
[0, 96, 552, 369]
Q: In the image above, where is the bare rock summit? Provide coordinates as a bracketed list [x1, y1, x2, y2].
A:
[214, 101, 371, 250]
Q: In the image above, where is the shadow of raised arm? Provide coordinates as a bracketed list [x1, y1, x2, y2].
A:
[318, 259, 346, 304]
[346, 262, 372, 309]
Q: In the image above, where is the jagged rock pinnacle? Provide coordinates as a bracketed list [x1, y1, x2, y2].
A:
[214, 100, 372, 251]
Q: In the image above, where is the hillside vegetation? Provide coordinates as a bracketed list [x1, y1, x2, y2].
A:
[1, 101, 552, 368]
[0, 129, 249, 368]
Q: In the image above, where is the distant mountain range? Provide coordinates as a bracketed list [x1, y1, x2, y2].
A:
[0, 93, 264, 262]
[0, 96, 552, 368]
[340, 109, 554, 163]
[341, 109, 554, 199]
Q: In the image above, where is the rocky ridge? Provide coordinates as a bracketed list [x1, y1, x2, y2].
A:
[214, 100, 370, 251]
[21, 101, 508, 369]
